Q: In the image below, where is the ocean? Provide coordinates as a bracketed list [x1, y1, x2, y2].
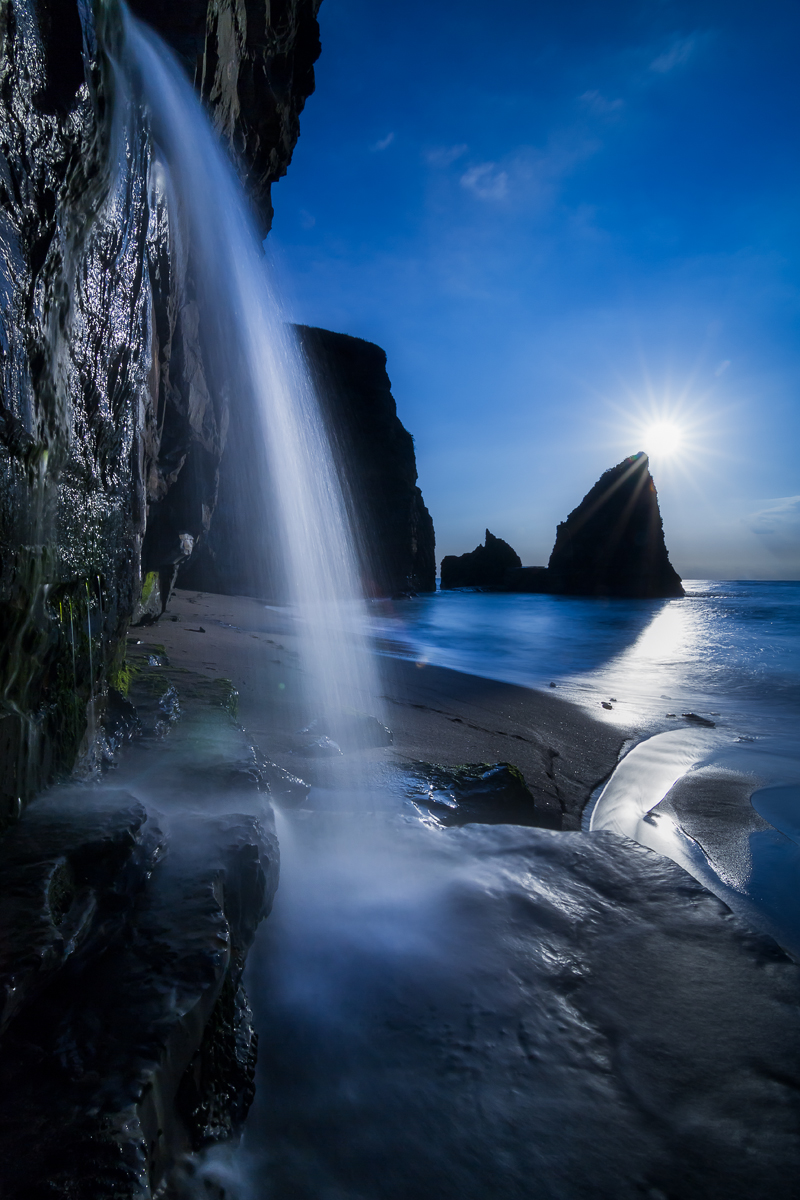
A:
[371, 580, 800, 951]
[370, 581, 800, 743]
[220, 581, 800, 1198]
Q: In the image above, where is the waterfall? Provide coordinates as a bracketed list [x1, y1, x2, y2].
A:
[118, 8, 380, 739]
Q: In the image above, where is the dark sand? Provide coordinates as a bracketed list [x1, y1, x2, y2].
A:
[143, 589, 636, 828]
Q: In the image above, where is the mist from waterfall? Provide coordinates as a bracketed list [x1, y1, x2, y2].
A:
[118, 7, 380, 738]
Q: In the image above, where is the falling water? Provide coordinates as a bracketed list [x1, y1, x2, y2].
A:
[118, 8, 380, 736]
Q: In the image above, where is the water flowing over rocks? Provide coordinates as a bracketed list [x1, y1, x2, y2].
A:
[129, 0, 322, 236]
[0, 640, 281, 1196]
[0, 0, 321, 816]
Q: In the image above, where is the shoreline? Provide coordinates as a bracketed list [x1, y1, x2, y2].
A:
[149, 588, 800, 956]
[146, 588, 638, 829]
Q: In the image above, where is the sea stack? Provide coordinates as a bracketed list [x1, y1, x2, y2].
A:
[547, 452, 684, 598]
[441, 530, 522, 589]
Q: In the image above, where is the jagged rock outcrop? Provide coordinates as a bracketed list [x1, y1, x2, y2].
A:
[180, 326, 437, 597]
[474, 455, 682, 599]
[0, 645, 282, 1195]
[440, 529, 521, 589]
[0, 0, 321, 818]
[130, 0, 322, 235]
[547, 453, 684, 598]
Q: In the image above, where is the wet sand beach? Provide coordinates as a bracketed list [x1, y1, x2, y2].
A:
[146, 589, 636, 829]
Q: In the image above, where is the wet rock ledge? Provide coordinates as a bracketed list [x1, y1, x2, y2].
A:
[0, 645, 288, 1196]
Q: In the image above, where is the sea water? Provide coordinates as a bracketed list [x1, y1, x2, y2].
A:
[373, 580, 800, 950]
[371, 580, 800, 742]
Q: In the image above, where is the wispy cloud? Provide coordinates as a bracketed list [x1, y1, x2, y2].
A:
[714, 359, 731, 376]
[425, 143, 468, 167]
[749, 496, 800, 559]
[650, 35, 697, 74]
[370, 132, 395, 152]
[579, 90, 624, 117]
[457, 136, 601, 207]
[460, 162, 509, 201]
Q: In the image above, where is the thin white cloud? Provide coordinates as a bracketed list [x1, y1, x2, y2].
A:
[650, 35, 696, 74]
[579, 90, 624, 116]
[460, 162, 509, 201]
[425, 143, 468, 167]
[370, 132, 395, 152]
[299, 209, 316, 230]
[458, 137, 601, 207]
[714, 359, 731, 377]
[749, 496, 800, 560]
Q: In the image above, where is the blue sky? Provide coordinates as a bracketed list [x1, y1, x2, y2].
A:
[269, 0, 800, 579]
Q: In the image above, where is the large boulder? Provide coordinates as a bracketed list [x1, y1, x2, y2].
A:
[440, 529, 521, 589]
[547, 452, 684, 598]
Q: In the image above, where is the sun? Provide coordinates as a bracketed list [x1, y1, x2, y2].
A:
[642, 420, 684, 458]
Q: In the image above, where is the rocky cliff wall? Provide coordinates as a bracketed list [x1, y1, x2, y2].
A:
[180, 325, 437, 598]
[0, 0, 321, 821]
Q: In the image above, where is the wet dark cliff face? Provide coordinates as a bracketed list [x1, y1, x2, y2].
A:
[0, 0, 321, 821]
[130, 0, 321, 235]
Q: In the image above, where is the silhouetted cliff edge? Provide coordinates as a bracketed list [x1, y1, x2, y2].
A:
[180, 326, 436, 598]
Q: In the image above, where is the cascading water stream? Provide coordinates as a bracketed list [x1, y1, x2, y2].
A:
[117, 7, 380, 741]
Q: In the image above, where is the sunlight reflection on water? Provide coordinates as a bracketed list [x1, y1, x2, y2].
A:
[371, 581, 800, 738]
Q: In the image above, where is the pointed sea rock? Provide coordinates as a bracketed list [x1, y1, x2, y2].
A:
[547, 452, 684, 598]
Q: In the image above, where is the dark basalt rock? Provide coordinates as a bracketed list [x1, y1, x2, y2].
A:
[493, 454, 683, 600]
[129, 0, 322, 236]
[180, 326, 437, 598]
[504, 565, 550, 592]
[0, 0, 321, 818]
[405, 761, 559, 828]
[300, 326, 436, 596]
[440, 529, 521, 589]
[547, 453, 684, 599]
[0, 642, 284, 1196]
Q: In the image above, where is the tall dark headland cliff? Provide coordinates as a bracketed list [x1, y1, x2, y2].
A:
[180, 325, 436, 598]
